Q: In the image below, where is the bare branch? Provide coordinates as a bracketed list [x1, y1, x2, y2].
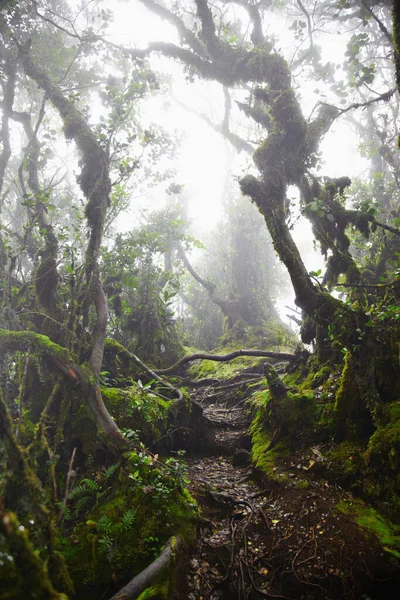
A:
[138, 0, 207, 56]
[336, 88, 396, 115]
[296, 0, 314, 50]
[219, 0, 265, 44]
[32, 0, 81, 40]
[173, 91, 254, 153]
[360, 0, 393, 45]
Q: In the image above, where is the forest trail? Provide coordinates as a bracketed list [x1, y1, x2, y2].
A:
[182, 382, 400, 600]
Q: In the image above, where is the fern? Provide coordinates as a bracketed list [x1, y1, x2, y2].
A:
[55, 502, 71, 522]
[97, 515, 113, 534]
[98, 533, 113, 551]
[67, 483, 91, 501]
[75, 495, 93, 515]
[103, 462, 120, 480]
[120, 509, 136, 531]
[80, 478, 98, 491]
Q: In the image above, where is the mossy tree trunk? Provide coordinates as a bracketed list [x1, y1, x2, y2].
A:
[13, 39, 126, 448]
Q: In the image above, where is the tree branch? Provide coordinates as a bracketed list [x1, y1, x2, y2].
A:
[194, 0, 222, 56]
[173, 92, 254, 153]
[219, 0, 264, 45]
[297, 0, 314, 50]
[360, 0, 393, 45]
[138, 0, 207, 56]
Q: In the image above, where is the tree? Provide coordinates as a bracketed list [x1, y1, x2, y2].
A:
[1, 0, 400, 596]
[121, 0, 399, 418]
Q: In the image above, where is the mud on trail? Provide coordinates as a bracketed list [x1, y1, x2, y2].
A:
[180, 379, 400, 600]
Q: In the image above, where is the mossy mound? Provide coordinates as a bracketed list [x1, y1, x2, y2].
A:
[337, 498, 400, 560]
[324, 402, 400, 519]
[70, 387, 172, 458]
[62, 451, 196, 599]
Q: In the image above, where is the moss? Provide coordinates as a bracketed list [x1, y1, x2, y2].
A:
[70, 387, 172, 457]
[336, 499, 400, 559]
[137, 581, 169, 599]
[294, 480, 310, 490]
[276, 390, 319, 443]
[326, 441, 365, 480]
[310, 365, 331, 388]
[0, 511, 68, 600]
[189, 354, 263, 381]
[252, 433, 290, 483]
[250, 390, 290, 482]
[365, 402, 400, 471]
[0, 330, 72, 364]
[334, 350, 375, 440]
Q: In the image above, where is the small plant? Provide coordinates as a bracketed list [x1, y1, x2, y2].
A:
[93, 508, 137, 564]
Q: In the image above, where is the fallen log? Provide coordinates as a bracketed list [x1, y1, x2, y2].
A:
[109, 535, 183, 600]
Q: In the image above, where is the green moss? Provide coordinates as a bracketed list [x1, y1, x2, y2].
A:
[250, 390, 290, 481]
[366, 402, 400, 471]
[277, 390, 319, 442]
[137, 581, 169, 599]
[70, 387, 172, 457]
[310, 365, 331, 388]
[326, 441, 365, 479]
[0, 330, 72, 364]
[189, 354, 263, 381]
[334, 350, 374, 440]
[295, 480, 310, 490]
[252, 433, 290, 483]
[337, 499, 400, 559]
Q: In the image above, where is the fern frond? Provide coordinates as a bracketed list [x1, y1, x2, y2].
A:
[81, 478, 98, 490]
[75, 495, 93, 515]
[103, 462, 120, 480]
[67, 483, 90, 500]
[121, 508, 136, 531]
[97, 515, 113, 533]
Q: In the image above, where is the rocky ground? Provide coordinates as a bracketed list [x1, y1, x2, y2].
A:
[179, 381, 400, 600]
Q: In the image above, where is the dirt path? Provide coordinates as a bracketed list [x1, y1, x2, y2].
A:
[181, 388, 400, 600]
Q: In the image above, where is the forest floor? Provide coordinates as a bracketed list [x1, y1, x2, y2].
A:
[181, 382, 400, 600]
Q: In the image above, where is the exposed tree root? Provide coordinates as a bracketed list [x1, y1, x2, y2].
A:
[109, 535, 183, 600]
[156, 350, 296, 375]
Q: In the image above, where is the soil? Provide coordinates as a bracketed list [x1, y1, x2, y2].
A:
[179, 382, 400, 600]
